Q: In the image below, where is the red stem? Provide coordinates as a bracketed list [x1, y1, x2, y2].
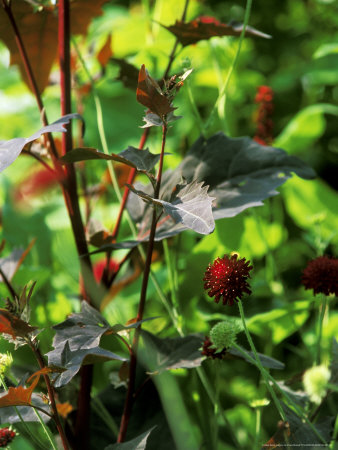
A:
[117, 124, 168, 442]
[111, 128, 149, 240]
[58, 2, 95, 449]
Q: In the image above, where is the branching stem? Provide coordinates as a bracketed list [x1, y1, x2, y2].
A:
[117, 124, 168, 442]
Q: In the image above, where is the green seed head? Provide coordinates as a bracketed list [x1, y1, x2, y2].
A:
[210, 320, 242, 350]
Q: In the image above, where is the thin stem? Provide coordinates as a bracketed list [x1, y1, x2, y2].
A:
[111, 128, 149, 240]
[0, 266, 18, 300]
[316, 294, 328, 365]
[232, 343, 328, 444]
[204, 0, 252, 133]
[253, 407, 262, 450]
[29, 341, 69, 450]
[162, 239, 183, 335]
[163, 0, 189, 79]
[33, 408, 58, 450]
[237, 299, 287, 422]
[117, 124, 168, 442]
[196, 366, 241, 449]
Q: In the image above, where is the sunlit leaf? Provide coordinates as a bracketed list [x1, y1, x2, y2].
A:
[0, 113, 81, 173]
[97, 34, 113, 68]
[0, 309, 37, 340]
[105, 427, 156, 450]
[0, 240, 35, 282]
[136, 64, 174, 118]
[0, 367, 52, 408]
[161, 16, 271, 47]
[0, 1, 107, 93]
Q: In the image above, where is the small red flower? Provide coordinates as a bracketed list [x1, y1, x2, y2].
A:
[93, 258, 119, 283]
[203, 254, 253, 306]
[201, 336, 226, 359]
[0, 427, 16, 447]
[302, 256, 338, 296]
[253, 85, 274, 146]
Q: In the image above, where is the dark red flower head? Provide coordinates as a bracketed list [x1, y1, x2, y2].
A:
[302, 256, 338, 296]
[201, 336, 226, 359]
[0, 427, 16, 447]
[203, 254, 253, 306]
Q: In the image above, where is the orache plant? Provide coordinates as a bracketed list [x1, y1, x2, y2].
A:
[0, 1, 337, 450]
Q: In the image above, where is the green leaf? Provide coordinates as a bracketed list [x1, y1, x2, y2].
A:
[141, 330, 204, 372]
[274, 104, 338, 154]
[283, 177, 338, 246]
[158, 180, 215, 235]
[47, 341, 126, 387]
[123, 132, 316, 243]
[51, 301, 111, 351]
[179, 133, 315, 220]
[247, 301, 311, 344]
[60, 146, 163, 173]
[105, 427, 156, 450]
[0, 113, 82, 173]
[228, 346, 285, 370]
[129, 180, 215, 235]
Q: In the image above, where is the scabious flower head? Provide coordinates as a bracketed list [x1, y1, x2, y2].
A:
[0, 427, 16, 448]
[210, 320, 242, 350]
[303, 365, 331, 404]
[302, 256, 338, 296]
[201, 336, 226, 360]
[203, 254, 253, 306]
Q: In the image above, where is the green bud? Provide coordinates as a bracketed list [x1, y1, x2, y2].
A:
[210, 320, 242, 350]
[303, 365, 331, 404]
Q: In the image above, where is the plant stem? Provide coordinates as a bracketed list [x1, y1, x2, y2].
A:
[204, 0, 252, 133]
[316, 294, 328, 365]
[162, 239, 183, 334]
[195, 366, 241, 449]
[29, 341, 69, 450]
[253, 407, 262, 450]
[163, 0, 189, 79]
[33, 408, 58, 450]
[117, 124, 168, 442]
[237, 299, 287, 422]
[58, 2, 96, 448]
[232, 343, 328, 444]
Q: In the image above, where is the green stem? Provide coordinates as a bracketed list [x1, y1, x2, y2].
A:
[204, 0, 252, 133]
[253, 408, 262, 450]
[232, 342, 328, 444]
[162, 239, 183, 335]
[196, 366, 242, 449]
[33, 408, 58, 450]
[185, 79, 205, 137]
[316, 294, 328, 365]
[237, 299, 286, 421]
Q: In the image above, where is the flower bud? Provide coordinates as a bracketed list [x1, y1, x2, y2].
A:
[210, 320, 242, 350]
[303, 365, 331, 404]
